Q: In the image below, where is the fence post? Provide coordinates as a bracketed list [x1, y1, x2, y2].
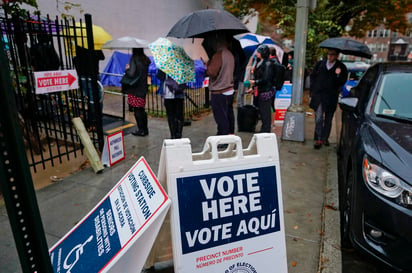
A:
[85, 13, 104, 151]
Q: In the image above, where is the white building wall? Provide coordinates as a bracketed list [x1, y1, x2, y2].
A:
[29, 0, 222, 41]
[25, 0, 223, 69]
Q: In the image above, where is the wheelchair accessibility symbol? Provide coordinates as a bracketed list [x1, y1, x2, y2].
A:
[63, 235, 94, 273]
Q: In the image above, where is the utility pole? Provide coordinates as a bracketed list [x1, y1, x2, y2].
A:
[281, 0, 316, 142]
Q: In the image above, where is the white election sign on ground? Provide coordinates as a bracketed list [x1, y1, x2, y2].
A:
[49, 157, 170, 273]
[34, 69, 79, 94]
[158, 134, 288, 273]
[102, 131, 125, 167]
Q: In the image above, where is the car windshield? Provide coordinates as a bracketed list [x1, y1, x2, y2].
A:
[373, 72, 412, 120]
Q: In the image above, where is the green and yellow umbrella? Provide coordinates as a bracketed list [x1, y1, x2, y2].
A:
[149, 37, 195, 84]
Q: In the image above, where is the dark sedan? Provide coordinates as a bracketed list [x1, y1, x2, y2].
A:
[337, 62, 412, 272]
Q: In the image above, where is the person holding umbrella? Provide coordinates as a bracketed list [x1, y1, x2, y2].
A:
[206, 33, 236, 136]
[309, 49, 348, 149]
[122, 48, 151, 136]
[157, 70, 186, 139]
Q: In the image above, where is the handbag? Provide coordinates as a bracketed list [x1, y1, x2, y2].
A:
[121, 73, 139, 86]
[121, 59, 140, 87]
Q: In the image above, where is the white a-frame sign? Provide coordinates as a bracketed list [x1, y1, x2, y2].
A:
[49, 157, 170, 273]
[157, 134, 288, 273]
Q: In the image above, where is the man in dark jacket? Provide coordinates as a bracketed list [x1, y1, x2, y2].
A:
[310, 49, 348, 149]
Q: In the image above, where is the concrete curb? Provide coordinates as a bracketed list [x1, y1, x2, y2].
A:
[319, 148, 341, 273]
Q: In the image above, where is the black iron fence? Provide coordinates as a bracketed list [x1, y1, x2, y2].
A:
[1, 11, 105, 172]
[1, 9, 209, 173]
[103, 72, 208, 119]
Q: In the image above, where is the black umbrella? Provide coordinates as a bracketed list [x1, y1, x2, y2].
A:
[167, 9, 249, 38]
[319, 37, 372, 59]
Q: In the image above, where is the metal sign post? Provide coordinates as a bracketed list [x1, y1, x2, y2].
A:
[281, 0, 311, 142]
[85, 13, 105, 151]
[0, 38, 54, 273]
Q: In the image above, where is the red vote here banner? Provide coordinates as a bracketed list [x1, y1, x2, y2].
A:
[34, 70, 79, 94]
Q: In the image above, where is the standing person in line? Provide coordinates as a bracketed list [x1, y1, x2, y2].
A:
[229, 37, 247, 112]
[206, 34, 235, 136]
[309, 49, 348, 149]
[122, 48, 151, 136]
[157, 70, 186, 139]
[269, 47, 280, 64]
[283, 52, 294, 82]
[247, 45, 277, 133]
[73, 46, 105, 130]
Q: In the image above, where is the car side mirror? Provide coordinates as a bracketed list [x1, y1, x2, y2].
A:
[339, 97, 358, 112]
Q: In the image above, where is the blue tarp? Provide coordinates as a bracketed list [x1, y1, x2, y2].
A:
[100, 51, 206, 88]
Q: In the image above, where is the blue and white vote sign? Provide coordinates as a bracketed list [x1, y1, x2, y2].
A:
[274, 82, 292, 123]
[158, 134, 288, 273]
[49, 157, 170, 273]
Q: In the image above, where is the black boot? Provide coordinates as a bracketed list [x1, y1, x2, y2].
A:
[132, 107, 141, 135]
[174, 119, 183, 139]
[132, 107, 148, 136]
[140, 111, 149, 136]
[167, 117, 176, 139]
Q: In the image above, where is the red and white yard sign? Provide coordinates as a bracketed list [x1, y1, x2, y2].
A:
[34, 69, 79, 94]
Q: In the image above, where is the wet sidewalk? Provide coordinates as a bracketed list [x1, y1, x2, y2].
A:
[0, 103, 341, 273]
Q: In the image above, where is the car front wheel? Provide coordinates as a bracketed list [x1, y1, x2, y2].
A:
[341, 169, 354, 249]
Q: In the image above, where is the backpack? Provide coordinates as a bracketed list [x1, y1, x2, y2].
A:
[270, 60, 286, 91]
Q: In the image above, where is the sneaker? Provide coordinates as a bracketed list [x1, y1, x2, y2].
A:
[323, 139, 330, 146]
[314, 140, 322, 149]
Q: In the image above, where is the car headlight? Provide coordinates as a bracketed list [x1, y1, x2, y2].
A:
[363, 156, 412, 208]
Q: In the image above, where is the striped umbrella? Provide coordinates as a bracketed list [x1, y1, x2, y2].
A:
[236, 33, 284, 61]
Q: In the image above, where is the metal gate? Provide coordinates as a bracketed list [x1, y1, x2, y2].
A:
[1, 9, 104, 172]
